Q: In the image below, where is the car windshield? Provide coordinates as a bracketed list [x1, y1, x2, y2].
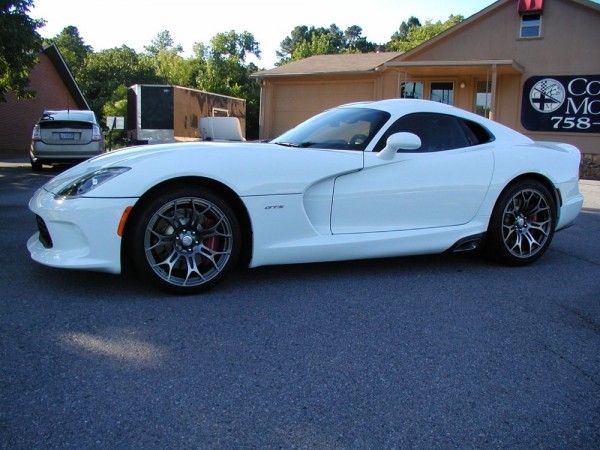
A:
[271, 107, 390, 151]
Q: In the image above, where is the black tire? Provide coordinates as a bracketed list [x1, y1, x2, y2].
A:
[128, 186, 241, 294]
[30, 158, 42, 171]
[485, 179, 556, 266]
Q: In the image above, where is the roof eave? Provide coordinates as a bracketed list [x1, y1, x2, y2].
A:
[42, 44, 90, 110]
[385, 59, 525, 76]
[252, 68, 383, 79]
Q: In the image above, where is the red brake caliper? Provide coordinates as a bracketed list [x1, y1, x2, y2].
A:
[203, 219, 220, 253]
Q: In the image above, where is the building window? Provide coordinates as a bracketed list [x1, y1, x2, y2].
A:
[520, 13, 542, 38]
[430, 82, 454, 105]
[401, 81, 423, 99]
[475, 81, 492, 118]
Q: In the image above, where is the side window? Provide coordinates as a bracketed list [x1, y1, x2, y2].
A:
[459, 118, 494, 145]
[373, 113, 470, 152]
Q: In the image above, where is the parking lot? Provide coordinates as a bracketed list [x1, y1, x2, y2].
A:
[1, 160, 599, 449]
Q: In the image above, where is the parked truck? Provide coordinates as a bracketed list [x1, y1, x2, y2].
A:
[126, 84, 246, 145]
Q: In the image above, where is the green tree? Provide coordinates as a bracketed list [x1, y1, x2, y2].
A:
[0, 0, 45, 101]
[153, 49, 195, 86]
[343, 25, 378, 53]
[391, 16, 422, 42]
[43, 25, 92, 78]
[77, 45, 160, 120]
[102, 84, 128, 148]
[144, 30, 183, 56]
[142, 30, 196, 86]
[195, 30, 260, 94]
[291, 33, 331, 61]
[387, 15, 463, 52]
[208, 30, 261, 63]
[277, 25, 309, 63]
[276, 24, 379, 64]
[194, 31, 261, 139]
[277, 25, 337, 63]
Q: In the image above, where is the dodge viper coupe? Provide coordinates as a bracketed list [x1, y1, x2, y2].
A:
[27, 99, 584, 294]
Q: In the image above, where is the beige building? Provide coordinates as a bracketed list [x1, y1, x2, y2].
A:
[253, 0, 600, 178]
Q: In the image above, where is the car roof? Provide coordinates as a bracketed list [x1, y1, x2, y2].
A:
[341, 99, 459, 115]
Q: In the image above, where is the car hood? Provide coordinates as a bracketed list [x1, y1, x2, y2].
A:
[41, 141, 365, 197]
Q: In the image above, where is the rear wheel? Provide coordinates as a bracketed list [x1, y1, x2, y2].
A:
[30, 158, 42, 171]
[129, 186, 241, 294]
[485, 179, 556, 266]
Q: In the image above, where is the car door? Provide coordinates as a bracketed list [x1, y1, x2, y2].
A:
[330, 112, 494, 234]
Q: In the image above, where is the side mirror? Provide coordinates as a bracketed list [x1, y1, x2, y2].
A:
[377, 132, 421, 160]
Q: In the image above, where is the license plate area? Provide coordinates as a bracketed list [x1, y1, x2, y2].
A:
[59, 132, 75, 140]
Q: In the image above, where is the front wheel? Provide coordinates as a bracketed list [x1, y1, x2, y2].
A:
[128, 186, 241, 294]
[485, 180, 556, 266]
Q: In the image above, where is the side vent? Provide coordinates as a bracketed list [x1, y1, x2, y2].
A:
[450, 233, 485, 253]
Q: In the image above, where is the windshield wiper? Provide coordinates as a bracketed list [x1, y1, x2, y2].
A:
[273, 142, 301, 147]
[273, 141, 316, 148]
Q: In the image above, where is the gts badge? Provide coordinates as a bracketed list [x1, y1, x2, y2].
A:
[265, 205, 284, 210]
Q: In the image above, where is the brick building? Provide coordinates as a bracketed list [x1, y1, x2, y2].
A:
[0, 44, 88, 157]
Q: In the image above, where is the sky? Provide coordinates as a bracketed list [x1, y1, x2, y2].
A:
[30, 0, 498, 69]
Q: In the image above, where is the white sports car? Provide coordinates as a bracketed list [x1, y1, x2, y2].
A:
[27, 99, 584, 294]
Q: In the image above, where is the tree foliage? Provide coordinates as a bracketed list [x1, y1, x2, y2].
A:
[152, 49, 195, 86]
[144, 30, 183, 56]
[276, 24, 379, 65]
[391, 16, 422, 42]
[387, 15, 463, 52]
[73, 30, 262, 139]
[194, 31, 261, 139]
[102, 84, 128, 147]
[0, 0, 45, 101]
[43, 26, 91, 78]
[76, 45, 160, 114]
[343, 25, 379, 53]
[1, 4, 466, 141]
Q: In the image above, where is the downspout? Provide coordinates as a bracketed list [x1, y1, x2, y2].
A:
[257, 78, 265, 140]
[489, 63, 498, 120]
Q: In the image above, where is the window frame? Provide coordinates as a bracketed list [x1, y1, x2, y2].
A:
[429, 81, 455, 105]
[475, 80, 492, 118]
[520, 13, 543, 38]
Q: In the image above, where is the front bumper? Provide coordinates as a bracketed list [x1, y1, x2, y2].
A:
[27, 187, 136, 273]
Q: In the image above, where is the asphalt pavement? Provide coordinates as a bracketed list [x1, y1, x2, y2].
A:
[1, 156, 599, 449]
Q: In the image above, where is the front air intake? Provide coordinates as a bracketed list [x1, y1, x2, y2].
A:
[35, 215, 53, 248]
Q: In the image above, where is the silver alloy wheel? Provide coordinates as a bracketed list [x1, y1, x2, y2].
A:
[500, 187, 552, 259]
[143, 196, 234, 288]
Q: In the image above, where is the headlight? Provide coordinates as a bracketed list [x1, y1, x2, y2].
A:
[56, 167, 130, 198]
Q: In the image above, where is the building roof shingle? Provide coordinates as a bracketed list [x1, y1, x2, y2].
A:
[253, 52, 403, 78]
